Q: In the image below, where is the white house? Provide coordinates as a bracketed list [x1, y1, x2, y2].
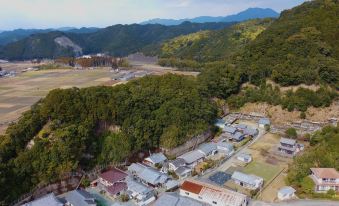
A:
[231, 171, 264, 190]
[180, 179, 248, 206]
[277, 186, 296, 201]
[126, 177, 155, 205]
[310, 168, 339, 192]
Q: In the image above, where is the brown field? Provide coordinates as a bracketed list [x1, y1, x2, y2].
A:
[0, 62, 198, 134]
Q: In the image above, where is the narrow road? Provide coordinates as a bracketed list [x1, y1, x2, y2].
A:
[250, 200, 339, 206]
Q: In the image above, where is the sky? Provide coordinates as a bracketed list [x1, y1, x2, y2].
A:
[0, 0, 307, 30]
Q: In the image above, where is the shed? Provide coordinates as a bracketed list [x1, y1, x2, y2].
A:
[237, 153, 252, 163]
[277, 186, 296, 200]
[258, 118, 270, 128]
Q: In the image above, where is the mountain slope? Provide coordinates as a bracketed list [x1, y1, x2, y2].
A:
[0, 22, 235, 60]
[157, 18, 273, 63]
[237, 0, 339, 87]
[141, 8, 279, 25]
[0, 28, 99, 46]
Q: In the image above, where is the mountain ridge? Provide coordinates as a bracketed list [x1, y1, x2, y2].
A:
[141, 8, 279, 25]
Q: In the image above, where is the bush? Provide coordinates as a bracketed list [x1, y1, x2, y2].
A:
[285, 128, 298, 139]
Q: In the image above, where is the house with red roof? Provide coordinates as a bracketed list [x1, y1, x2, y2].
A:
[98, 168, 128, 197]
[310, 168, 339, 192]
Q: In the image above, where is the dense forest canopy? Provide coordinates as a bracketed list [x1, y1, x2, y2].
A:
[0, 74, 217, 204]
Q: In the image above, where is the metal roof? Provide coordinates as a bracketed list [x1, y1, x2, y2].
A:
[198, 143, 217, 155]
[64, 189, 96, 206]
[280, 137, 296, 145]
[231, 171, 263, 186]
[154, 193, 204, 206]
[216, 142, 234, 153]
[175, 166, 192, 176]
[232, 132, 244, 141]
[209, 171, 232, 185]
[278, 186, 296, 195]
[170, 158, 186, 168]
[145, 153, 167, 164]
[126, 177, 152, 195]
[179, 150, 205, 165]
[22, 193, 63, 206]
[258, 118, 270, 125]
[235, 124, 247, 129]
[223, 126, 237, 134]
[128, 163, 146, 174]
[165, 180, 179, 190]
[243, 128, 258, 136]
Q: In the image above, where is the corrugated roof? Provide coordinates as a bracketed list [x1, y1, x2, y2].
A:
[126, 177, 152, 195]
[223, 126, 237, 134]
[145, 153, 167, 164]
[179, 150, 205, 165]
[99, 168, 127, 183]
[23, 193, 63, 206]
[311, 168, 339, 179]
[198, 143, 217, 155]
[175, 166, 192, 176]
[170, 158, 186, 168]
[64, 189, 96, 206]
[280, 137, 296, 145]
[231, 171, 263, 186]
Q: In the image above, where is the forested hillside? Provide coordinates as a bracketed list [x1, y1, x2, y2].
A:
[0, 22, 235, 60]
[155, 18, 273, 70]
[0, 74, 217, 204]
[236, 0, 339, 87]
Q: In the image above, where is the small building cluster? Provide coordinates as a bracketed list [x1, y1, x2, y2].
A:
[216, 119, 259, 142]
[277, 137, 304, 157]
[310, 168, 339, 193]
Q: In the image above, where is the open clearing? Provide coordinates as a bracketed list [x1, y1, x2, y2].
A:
[0, 61, 198, 134]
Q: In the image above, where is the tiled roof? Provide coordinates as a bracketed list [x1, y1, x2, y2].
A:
[223, 126, 237, 134]
[64, 189, 96, 206]
[280, 137, 296, 145]
[180, 181, 203, 195]
[170, 158, 186, 168]
[179, 150, 205, 165]
[107, 182, 127, 195]
[311, 168, 339, 179]
[145, 153, 167, 164]
[99, 168, 127, 183]
[198, 143, 217, 155]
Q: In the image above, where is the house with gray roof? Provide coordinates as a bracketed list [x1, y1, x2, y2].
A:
[154, 193, 204, 206]
[22, 193, 63, 206]
[278, 137, 297, 156]
[175, 166, 192, 179]
[237, 153, 252, 163]
[258, 118, 270, 129]
[216, 142, 234, 156]
[230, 132, 245, 142]
[243, 128, 258, 137]
[169, 158, 186, 171]
[128, 163, 169, 187]
[178, 150, 205, 168]
[64, 189, 96, 206]
[223, 126, 237, 134]
[197, 143, 217, 157]
[215, 119, 226, 129]
[143, 152, 167, 167]
[231, 171, 264, 190]
[126, 177, 155, 204]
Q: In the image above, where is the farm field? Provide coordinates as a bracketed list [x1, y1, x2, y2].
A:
[0, 68, 115, 134]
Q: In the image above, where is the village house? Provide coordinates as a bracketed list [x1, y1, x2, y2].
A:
[223, 126, 237, 135]
[154, 192, 204, 206]
[143, 152, 167, 168]
[216, 142, 234, 156]
[243, 127, 259, 137]
[64, 189, 97, 206]
[169, 158, 186, 171]
[174, 166, 192, 179]
[128, 163, 169, 187]
[22, 193, 63, 206]
[310, 168, 339, 192]
[198, 143, 218, 157]
[231, 171, 264, 190]
[179, 179, 248, 206]
[258, 118, 270, 129]
[277, 186, 296, 201]
[278, 137, 297, 156]
[126, 177, 155, 205]
[97, 168, 128, 197]
[178, 150, 205, 168]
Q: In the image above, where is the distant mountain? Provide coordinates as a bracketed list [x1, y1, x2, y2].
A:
[141, 8, 279, 25]
[0, 27, 100, 45]
[0, 22, 235, 60]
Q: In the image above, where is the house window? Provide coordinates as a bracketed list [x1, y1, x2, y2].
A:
[212, 201, 217, 204]
[185, 192, 189, 196]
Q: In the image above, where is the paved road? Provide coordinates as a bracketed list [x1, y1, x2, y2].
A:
[250, 200, 339, 206]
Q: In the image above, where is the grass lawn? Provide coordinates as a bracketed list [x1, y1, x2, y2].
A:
[242, 161, 282, 183]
